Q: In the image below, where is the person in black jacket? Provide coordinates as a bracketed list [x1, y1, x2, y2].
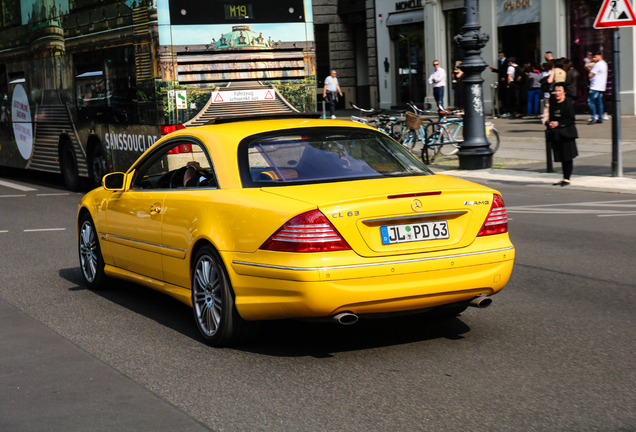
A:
[546, 83, 578, 186]
[489, 52, 509, 116]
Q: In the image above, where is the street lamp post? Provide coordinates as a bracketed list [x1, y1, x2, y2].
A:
[454, 0, 493, 170]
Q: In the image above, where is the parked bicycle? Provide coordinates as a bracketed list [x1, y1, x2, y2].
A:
[349, 103, 407, 141]
[401, 103, 500, 164]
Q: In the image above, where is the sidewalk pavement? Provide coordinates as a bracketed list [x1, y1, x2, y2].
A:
[336, 109, 636, 194]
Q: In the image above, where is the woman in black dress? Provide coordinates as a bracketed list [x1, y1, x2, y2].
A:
[546, 82, 578, 186]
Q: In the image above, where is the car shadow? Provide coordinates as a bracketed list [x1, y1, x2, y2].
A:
[60, 267, 472, 358]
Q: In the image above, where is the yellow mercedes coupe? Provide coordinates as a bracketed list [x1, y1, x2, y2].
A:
[77, 116, 514, 346]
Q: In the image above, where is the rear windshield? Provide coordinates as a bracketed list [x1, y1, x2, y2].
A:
[241, 127, 432, 187]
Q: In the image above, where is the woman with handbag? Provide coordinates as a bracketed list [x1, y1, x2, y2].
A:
[546, 83, 578, 186]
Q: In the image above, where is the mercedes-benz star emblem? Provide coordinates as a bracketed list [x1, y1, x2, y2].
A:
[411, 199, 423, 212]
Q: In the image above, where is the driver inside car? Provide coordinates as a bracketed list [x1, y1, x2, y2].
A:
[183, 161, 205, 187]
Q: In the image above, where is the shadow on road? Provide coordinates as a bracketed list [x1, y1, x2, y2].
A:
[60, 266, 472, 358]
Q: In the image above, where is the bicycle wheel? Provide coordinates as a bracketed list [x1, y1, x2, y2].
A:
[488, 129, 500, 153]
[401, 130, 417, 150]
[438, 127, 460, 156]
[421, 133, 440, 164]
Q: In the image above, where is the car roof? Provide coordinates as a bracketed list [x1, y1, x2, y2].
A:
[154, 118, 376, 189]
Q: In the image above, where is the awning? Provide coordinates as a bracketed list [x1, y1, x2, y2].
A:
[386, 10, 424, 27]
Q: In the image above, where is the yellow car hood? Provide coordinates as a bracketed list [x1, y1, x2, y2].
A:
[261, 175, 499, 258]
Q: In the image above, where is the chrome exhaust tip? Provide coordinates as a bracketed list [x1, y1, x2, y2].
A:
[468, 295, 493, 309]
[333, 312, 359, 325]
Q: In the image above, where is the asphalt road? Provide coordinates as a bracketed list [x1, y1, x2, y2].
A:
[1, 171, 635, 431]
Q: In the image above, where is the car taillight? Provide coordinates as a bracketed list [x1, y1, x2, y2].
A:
[160, 124, 185, 135]
[166, 144, 193, 154]
[478, 194, 508, 236]
[260, 210, 351, 252]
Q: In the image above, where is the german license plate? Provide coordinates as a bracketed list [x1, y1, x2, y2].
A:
[380, 221, 449, 245]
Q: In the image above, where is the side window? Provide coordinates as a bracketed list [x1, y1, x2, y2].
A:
[132, 141, 217, 190]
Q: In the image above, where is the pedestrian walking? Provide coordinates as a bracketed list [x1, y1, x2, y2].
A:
[546, 83, 578, 186]
[489, 52, 509, 116]
[587, 52, 608, 124]
[527, 63, 542, 116]
[322, 70, 342, 119]
[428, 60, 446, 109]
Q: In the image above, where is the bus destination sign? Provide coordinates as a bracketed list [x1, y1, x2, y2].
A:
[170, 0, 305, 25]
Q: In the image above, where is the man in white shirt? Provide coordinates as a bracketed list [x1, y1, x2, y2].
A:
[587, 52, 608, 124]
[506, 57, 520, 117]
[323, 70, 343, 119]
[428, 60, 446, 109]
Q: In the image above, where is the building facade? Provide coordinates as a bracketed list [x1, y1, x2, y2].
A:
[367, 0, 636, 115]
[312, 0, 378, 109]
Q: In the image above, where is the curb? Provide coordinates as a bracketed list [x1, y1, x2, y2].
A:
[435, 168, 636, 194]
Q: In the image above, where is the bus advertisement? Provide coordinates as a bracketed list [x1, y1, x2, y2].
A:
[0, 0, 316, 190]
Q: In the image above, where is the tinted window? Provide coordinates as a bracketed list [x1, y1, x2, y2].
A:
[242, 128, 432, 187]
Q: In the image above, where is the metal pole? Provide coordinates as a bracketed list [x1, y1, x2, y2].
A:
[612, 28, 622, 177]
[454, 0, 494, 170]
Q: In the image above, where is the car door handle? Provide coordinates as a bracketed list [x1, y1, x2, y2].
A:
[150, 203, 162, 215]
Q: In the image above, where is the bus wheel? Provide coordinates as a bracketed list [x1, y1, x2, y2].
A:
[61, 141, 80, 191]
[90, 146, 107, 188]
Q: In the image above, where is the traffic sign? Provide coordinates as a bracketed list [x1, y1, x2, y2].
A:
[594, 0, 636, 28]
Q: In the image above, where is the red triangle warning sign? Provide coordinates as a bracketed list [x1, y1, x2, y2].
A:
[265, 90, 274, 100]
[214, 92, 224, 102]
[594, 0, 636, 28]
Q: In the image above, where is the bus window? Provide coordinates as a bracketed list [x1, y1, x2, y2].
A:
[74, 47, 137, 124]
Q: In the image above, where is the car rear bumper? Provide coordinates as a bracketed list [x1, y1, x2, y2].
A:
[225, 240, 515, 320]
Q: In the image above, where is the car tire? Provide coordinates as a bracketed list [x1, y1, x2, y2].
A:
[78, 213, 109, 290]
[90, 145, 107, 188]
[62, 141, 81, 191]
[191, 245, 258, 347]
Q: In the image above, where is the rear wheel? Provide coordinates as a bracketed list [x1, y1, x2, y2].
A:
[90, 145, 107, 188]
[438, 127, 460, 156]
[61, 141, 80, 191]
[191, 245, 258, 347]
[78, 213, 109, 290]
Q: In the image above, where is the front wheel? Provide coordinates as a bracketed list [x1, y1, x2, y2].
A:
[78, 213, 109, 290]
[191, 246, 258, 347]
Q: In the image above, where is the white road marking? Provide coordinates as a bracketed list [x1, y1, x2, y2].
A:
[23, 228, 67, 232]
[508, 199, 636, 217]
[0, 179, 37, 191]
[36, 193, 70, 197]
[0, 194, 26, 198]
[0, 230, 8, 233]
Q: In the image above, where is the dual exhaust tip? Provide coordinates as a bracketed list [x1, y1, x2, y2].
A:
[331, 295, 492, 325]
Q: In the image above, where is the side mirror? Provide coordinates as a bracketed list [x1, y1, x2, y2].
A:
[103, 172, 125, 191]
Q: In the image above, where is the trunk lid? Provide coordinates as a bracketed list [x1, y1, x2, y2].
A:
[261, 175, 497, 258]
